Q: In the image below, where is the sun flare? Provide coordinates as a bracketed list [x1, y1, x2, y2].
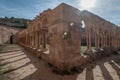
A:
[80, 0, 96, 10]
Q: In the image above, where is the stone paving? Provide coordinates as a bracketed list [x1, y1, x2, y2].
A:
[0, 45, 120, 80]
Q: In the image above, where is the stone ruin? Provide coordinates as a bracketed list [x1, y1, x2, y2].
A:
[0, 25, 19, 44]
[18, 3, 120, 71]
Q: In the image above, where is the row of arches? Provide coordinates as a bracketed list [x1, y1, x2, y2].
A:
[80, 11, 120, 54]
[18, 12, 120, 55]
[18, 4, 120, 70]
[18, 10, 51, 52]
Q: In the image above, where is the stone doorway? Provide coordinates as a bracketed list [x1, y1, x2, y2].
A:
[10, 35, 13, 44]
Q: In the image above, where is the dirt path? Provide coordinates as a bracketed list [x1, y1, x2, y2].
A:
[0, 44, 120, 80]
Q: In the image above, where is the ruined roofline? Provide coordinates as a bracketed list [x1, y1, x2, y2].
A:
[55, 3, 118, 27]
[30, 2, 118, 28]
[81, 10, 118, 27]
[53, 2, 80, 11]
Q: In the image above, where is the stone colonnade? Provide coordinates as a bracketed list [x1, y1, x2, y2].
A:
[81, 11, 120, 53]
[18, 10, 50, 52]
[18, 3, 120, 70]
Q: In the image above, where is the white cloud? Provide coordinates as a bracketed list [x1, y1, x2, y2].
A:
[0, 0, 120, 25]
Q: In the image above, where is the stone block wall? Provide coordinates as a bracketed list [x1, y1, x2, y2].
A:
[0, 25, 19, 44]
[18, 3, 120, 71]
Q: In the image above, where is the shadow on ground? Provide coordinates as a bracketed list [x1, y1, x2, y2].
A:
[0, 45, 120, 80]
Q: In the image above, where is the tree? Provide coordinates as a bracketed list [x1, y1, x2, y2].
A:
[4, 16, 8, 19]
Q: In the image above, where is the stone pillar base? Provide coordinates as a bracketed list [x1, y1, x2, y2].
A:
[49, 56, 86, 71]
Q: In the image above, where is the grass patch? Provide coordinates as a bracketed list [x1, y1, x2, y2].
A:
[0, 44, 21, 53]
[81, 46, 87, 54]
[0, 76, 11, 80]
[0, 62, 12, 80]
[0, 45, 5, 52]
[81, 46, 95, 54]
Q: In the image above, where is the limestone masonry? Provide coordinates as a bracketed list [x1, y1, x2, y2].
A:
[0, 25, 18, 44]
[18, 3, 120, 71]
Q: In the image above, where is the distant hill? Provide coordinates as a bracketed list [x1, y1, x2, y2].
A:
[0, 17, 31, 29]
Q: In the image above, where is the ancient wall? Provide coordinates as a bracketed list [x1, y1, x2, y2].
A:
[0, 25, 19, 44]
[18, 3, 120, 71]
[48, 4, 83, 70]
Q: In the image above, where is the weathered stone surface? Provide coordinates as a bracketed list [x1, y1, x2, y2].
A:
[48, 3, 83, 70]
[18, 3, 120, 71]
[0, 25, 18, 44]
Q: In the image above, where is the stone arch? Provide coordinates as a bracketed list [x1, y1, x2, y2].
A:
[42, 15, 49, 29]
[10, 33, 14, 44]
[41, 15, 49, 50]
[81, 20, 87, 54]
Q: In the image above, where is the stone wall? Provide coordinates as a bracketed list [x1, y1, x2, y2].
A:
[0, 25, 19, 44]
[18, 3, 120, 71]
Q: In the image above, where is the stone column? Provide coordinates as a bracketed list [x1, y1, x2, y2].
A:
[101, 30, 103, 48]
[31, 31, 33, 48]
[33, 30, 36, 48]
[97, 28, 100, 48]
[27, 34, 29, 47]
[94, 26, 100, 49]
[42, 30, 47, 50]
[36, 31, 39, 48]
[34, 22, 37, 48]
[105, 30, 108, 47]
[117, 29, 119, 49]
[33, 31, 35, 48]
[103, 30, 105, 47]
[85, 24, 92, 53]
[31, 33, 33, 47]
[94, 27, 97, 48]
[25, 30, 27, 47]
[111, 27, 115, 48]
[35, 22, 38, 49]
[29, 34, 31, 47]
[28, 34, 29, 46]
[108, 29, 111, 47]
[39, 31, 42, 49]
[115, 29, 117, 49]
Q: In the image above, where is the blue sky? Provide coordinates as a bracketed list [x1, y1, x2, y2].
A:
[0, 0, 120, 26]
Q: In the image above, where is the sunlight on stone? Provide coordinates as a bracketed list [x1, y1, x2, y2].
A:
[0, 51, 22, 57]
[0, 52, 24, 60]
[81, 20, 85, 28]
[93, 65, 105, 80]
[6, 64, 37, 80]
[64, 32, 67, 36]
[104, 62, 120, 80]
[111, 60, 120, 68]
[76, 68, 86, 80]
[37, 49, 42, 51]
[43, 50, 49, 54]
[0, 58, 30, 71]
[4, 52, 23, 58]
[1, 55, 27, 64]
[70, 22, 74, 26]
